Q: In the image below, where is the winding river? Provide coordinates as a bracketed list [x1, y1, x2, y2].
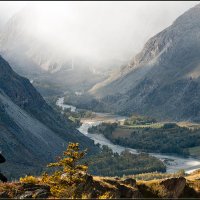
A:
[56, 97, 200, 174]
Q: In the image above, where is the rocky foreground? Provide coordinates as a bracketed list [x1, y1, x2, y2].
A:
[1, 171, 200, 199]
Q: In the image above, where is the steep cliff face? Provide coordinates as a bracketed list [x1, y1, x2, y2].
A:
[0, 55, 97, 179]
[91, 4, 200, 121]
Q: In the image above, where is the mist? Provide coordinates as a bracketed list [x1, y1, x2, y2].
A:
[0, 1, 199, 69]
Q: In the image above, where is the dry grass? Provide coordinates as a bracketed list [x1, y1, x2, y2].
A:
[129, 171, 184, 181]
[121, 122, 164, 129]
[137, 179, 167, 198]
[177, 121, 200, 130]
[93, 176, 117, 190]
[0, 182, 23, 198]
[186, 170, 200, 181]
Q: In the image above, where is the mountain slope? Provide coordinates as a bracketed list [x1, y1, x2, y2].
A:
[0, 55, 97, 179]
[90, 4, 200, 122]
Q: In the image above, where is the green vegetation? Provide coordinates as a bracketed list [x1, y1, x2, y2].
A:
[188, 146, 200, 157]
[124, 114, 157, 126]
[62, 109, 96, 127]
[122, 122, 163, 129]
[41, 143, 88, 198]
[62, 108, 81, 127]
[84, 145, 166, 177]
[89, 122, 200, 156]
[78, 110, 96, 119]
[88, 122, 118, 137]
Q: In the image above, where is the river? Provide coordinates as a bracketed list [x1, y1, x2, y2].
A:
[56, 97, 76, 112]
[56, 97, 200, 174]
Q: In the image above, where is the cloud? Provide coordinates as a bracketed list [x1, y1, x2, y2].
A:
[0, 1, 199, 67]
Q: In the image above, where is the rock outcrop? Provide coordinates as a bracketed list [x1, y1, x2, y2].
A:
[0, 154, 7, 182]
[0, 183, 50, 199]
[80, 175, 142, 198]
[18, 183, 50, 199]
[0, 176, 196, 199]
[160, 177, 186, 198]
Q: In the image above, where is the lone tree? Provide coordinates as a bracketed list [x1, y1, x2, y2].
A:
[42, 142, 88, 198]
[0, 153, 7, 182]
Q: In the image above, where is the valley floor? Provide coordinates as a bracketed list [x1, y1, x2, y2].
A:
[55, 97, 200, 174]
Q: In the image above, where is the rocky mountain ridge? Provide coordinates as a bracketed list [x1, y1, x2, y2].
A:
[90, 3, 200, 122]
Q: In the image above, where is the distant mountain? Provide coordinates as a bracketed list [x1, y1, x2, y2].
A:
[90, 4, 200, 122]
[0, 7, 109, 95]
[0, 55, 97, 179]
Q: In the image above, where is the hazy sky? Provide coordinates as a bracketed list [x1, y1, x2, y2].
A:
[0, 1, 199, 66]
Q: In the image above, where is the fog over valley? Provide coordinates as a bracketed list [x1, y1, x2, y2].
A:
[0, 1, 198, 69]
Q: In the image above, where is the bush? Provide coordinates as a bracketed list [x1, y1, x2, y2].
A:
[163, 123, 178, 129]
[20, 176, 39, 184]
[124, 115, 157, 125]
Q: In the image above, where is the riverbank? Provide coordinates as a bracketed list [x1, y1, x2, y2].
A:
[56, 97, 200, 174]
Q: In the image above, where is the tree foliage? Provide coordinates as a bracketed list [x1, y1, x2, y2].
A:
[89, 122, 200, 156]
[124, 114, 157, 126]
[42, 142, 88, 198]
[84, 145, 166, 177]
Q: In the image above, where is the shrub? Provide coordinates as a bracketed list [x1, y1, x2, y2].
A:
[20, 175, 39, 184]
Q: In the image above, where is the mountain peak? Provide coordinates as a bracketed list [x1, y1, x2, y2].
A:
[173, 3, 200, 27]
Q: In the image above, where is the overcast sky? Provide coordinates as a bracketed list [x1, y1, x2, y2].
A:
[0, 1, 199, 66]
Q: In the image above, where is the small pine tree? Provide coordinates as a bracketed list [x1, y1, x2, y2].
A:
[42, 142, 88, 198]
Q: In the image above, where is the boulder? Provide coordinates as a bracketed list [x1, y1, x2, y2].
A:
[22, 183, 50, 191]
[0, 173, 7, 182]
[81, 176, 142, 199]
[19, 191, 33, 199]
[0, 154, 5, 163]
[160, 177, 186, 198]
[33, 189, 50, 198]
[117, 184, 142, 198]
[0, 191, 9, 198]
[0, 153, 7, 183]
[17, 183, 51, 199]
